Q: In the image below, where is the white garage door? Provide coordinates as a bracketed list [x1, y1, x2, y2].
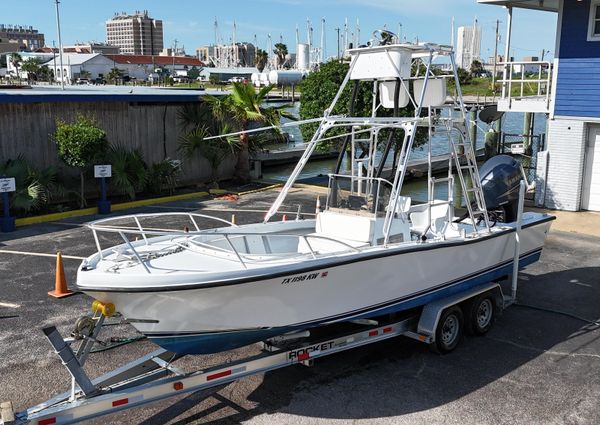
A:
[582, 126, 600, 211]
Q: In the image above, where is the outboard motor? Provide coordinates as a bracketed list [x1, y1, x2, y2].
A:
[478, 155, 524, 222]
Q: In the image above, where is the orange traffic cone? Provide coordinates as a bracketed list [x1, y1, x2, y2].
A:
[48, 252, 75, 298]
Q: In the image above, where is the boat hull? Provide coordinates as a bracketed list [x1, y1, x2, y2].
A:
[79, 214, 553, 354]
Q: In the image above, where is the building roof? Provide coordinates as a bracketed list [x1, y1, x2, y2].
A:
[105, 54, 203, 67]
[0, 85, 218, 104]
[45, 53, 106, 67]
[477, 0, 558, 12]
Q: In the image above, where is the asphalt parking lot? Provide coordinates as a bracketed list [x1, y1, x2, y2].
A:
[0, 186, 599, 425]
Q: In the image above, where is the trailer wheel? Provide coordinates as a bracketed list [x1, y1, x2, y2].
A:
[433, 305, 463, 354]
[466, 293, 496, 335]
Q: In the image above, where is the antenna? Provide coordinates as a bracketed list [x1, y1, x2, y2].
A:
[295, 24, 299, 47]
[344, 17, 348, 51]
[356, 18, 360, 47]
[451, 16, 455, 48]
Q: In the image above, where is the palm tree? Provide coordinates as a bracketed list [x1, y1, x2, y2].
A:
[255, 49, 268, 72]
[209, 82, 295, 183]
[179, 83, 295, 184]
[273, 43, 288, 69]
[107, 67, 122, 85]
[10, 52, 22, 83]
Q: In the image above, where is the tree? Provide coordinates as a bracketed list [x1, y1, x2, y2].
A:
[457, 67, 473, 85]
[299, 61, 373, 142]
[470, 60, 485, 77]
[53, 115, 108, 208]
[208, 73, 220, 85]
[179, 83, 295, 183]
[255, 49, 268, 72]
[299, 60, 423, 158]
[273, 43, 288, 69]
[79, 69, 91, 80]
[10, 53, 22, 83]
[20, 57, 43, 83]
[107, 67, 123, 84]
[187, 65, 201, 81]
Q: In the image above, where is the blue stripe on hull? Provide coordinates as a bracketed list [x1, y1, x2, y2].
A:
[150, 250, 541, 354]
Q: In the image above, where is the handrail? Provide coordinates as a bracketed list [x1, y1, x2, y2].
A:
[87, 213, 365, 274]
[497, 60, 552, 111]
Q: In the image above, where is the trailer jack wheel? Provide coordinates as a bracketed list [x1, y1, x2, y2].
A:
[432, 305, 463, 354]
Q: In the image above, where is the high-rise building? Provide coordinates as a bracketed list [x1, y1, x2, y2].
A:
[106, 10, 163, 55]
[0, 24, 44, 52]
[456, 25, 482, 70]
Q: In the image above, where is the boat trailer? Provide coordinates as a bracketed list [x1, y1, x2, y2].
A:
[1, 181, 527, 425]
[1, 282, 510, 425]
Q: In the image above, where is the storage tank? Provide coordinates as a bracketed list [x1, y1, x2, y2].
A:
[297, 43, 310, 70]
[268, 70, 305, 86]
[250, 72, 261, 87]
[259, 73, 270, 86]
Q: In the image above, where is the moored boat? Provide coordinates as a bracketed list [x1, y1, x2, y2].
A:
[76, 36, 554, 355]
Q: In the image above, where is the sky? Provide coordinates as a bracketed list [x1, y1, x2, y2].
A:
[3, 0, 558, 61]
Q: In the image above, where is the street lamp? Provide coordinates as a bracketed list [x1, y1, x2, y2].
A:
[54, 0, 65, 90]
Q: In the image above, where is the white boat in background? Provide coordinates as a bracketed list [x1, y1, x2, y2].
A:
[76, 36, 554, 355]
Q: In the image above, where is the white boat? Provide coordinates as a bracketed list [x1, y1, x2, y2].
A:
[76, 39, 554, 355]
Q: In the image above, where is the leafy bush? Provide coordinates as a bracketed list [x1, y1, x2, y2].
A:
[0, 156, 61, 213]
[146, 158, 182, 195]
[53, 114, 107, 207]
[102, 145, 147, 200]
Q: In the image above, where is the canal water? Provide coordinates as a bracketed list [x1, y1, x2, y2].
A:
[263, 103, 547, 203]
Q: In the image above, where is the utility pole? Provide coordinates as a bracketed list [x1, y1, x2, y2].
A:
[492, 19, 500, 89]
[320, 18, 326, 63]
[172, 39, 177, 77]
[398, 22, 402, 44]
[335, 27, 340, 60]
[52, 40, 57, 84]
[54, 0, 65, 90]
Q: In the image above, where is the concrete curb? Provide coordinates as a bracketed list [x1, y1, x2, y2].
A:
[12, 184, 286, 228]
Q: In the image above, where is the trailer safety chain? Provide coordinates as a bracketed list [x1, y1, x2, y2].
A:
[90, 335, 147, 353]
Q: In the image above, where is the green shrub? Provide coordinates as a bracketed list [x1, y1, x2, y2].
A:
[53, 114, 107, 207]
[103, 145, 147, 200]
[0, 156, 61, 214]
[146, 158, 182, 195]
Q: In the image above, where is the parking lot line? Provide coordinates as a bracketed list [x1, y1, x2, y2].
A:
[0, 249, 86, 260]
[0, 301, 20, 308]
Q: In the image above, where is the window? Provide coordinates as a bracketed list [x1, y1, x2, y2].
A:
[588, 1, 600, 41]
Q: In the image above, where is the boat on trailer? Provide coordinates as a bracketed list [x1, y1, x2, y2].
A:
[76, 39, 554, 355]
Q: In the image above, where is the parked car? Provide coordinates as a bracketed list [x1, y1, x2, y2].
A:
[76, 78, 90, 85]
[93, 78, 106, 85]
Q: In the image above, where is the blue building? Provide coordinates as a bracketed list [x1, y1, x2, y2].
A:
[479, 0, 600, 211]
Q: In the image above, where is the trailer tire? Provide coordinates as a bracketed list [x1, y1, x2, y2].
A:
[432, 305, 463, 354]
[466, 293, 496, 336]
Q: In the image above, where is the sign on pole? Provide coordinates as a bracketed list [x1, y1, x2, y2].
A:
[94, 165, 112, 178]
[0, 178, 16, 193]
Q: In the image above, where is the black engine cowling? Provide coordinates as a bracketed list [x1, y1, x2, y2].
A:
[478, 155, 524, 222]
